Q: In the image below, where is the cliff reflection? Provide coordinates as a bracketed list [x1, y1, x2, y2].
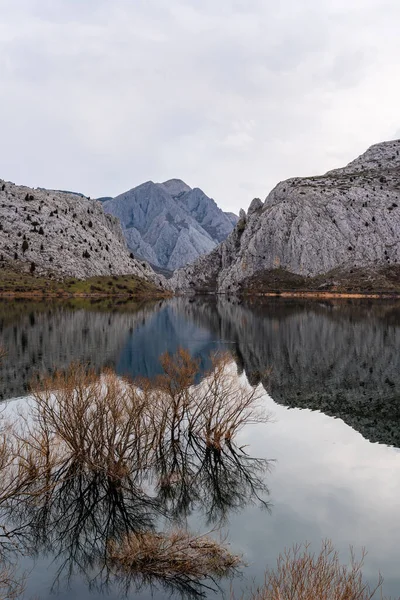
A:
[2, 295, 399, 449]
[175, 296, 400, 447]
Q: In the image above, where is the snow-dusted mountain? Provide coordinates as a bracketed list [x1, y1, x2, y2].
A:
[102, 179, 238, 270]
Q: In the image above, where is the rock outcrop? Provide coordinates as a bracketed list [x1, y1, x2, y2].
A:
[0, 179, 164, 285]
[171, 140, 400, 293]
[103, 179, 238, 271]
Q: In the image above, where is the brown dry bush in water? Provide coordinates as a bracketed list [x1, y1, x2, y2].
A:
[147, 349, 269, 453]
[0, 561, 25, 600]
[246, 540, 385, 600]
[23, 364, 152, 482]
[19, 349, 269, 483]
[108, 529, 241, 589]
[4, 350, 267, 596]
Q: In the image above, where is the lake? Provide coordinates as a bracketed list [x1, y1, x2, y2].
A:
[1, 296, 400, 599]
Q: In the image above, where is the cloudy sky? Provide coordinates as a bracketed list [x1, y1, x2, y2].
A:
[1, 0, 399, 213]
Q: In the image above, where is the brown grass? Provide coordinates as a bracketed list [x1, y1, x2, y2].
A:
[108, 529, 241, 587]
[0, 266, 170, 299]
[246, 540, 384, 600]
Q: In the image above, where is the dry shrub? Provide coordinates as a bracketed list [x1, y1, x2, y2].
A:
[248, 540, 383, 600]
[22, 350, 268, 483]
[26, 364, 151, 482]
[108, 529, 241, 584]
[147, 349, 269, 453]
[2, 350, 268, 594]
[188, 352, 267, 448]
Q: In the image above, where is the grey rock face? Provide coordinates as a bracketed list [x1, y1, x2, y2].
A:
[103, 179, 237, 270]
[172, 139, 400, 292]
[0, 179, 164, 285]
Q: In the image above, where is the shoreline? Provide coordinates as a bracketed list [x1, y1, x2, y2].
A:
[0, 290, 170, 299]
[2, 289, 399, 300]
[241, 290, 400, 299]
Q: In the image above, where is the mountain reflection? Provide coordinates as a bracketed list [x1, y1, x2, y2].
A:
[1, 296, 400, 445]
[178, 296, 400, 447]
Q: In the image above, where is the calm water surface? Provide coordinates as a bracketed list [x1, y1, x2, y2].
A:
[1, 296, 400, 598]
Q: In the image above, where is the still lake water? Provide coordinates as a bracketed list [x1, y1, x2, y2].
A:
[1, 296, 400, 598]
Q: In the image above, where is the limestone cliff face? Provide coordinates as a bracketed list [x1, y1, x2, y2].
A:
[0, 179, 164, 285]
[103, 179, 237, 271]
[171, 140, 400, 292]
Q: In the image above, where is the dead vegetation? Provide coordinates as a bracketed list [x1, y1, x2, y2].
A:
[17, 349, 269, 485]
[0, 349, 397, 599]
[0, 347, 398, 599]
[108, 529, 241, 594]
[0, 350, 26, 600]
[245, 540, 384, 600]
[0, 349, 269, 596]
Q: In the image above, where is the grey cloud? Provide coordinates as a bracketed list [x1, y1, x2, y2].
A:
[0, 0, 399, 212]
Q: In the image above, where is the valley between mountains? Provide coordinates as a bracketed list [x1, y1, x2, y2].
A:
[1, 138, 400, 296]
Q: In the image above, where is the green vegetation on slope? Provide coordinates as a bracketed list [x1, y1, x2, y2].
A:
[0, 266, 169, 298]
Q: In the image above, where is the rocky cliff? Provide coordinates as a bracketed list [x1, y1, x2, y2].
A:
[0, 179, 164, 285]
[103, 179, 237, 270]
[172, 140, 400, 293]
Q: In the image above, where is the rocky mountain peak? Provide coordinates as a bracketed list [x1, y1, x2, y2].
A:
[103, 180, 238, 270]
[329, 138, 400, 175]
[159, 179, 192, 197]
[171, 138, 400, 294]
[247, 198, 263, 216]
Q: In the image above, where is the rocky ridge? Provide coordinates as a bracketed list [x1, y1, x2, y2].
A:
[0, 179, 164, 285]
[103, 179, 238, 271]
[172, 140, 400, 293]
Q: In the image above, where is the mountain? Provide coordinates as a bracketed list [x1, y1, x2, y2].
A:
[102, 179, 238, 270]
[0, 178, 164, 286]
[172, 139, 400, 293]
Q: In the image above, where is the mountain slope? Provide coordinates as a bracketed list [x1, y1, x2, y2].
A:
[103, 179, 237, 270]
[0, 179, 164, 286]
[172, 139, 400, 293]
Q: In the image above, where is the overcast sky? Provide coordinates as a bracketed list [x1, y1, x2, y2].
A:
[1, 0, 399, 213]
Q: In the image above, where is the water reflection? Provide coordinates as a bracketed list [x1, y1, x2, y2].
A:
[1, 296, 400, 598]
[179, 297, 400, 447]
[1, 354, 270, 598]
[1, 296, 399, 446]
